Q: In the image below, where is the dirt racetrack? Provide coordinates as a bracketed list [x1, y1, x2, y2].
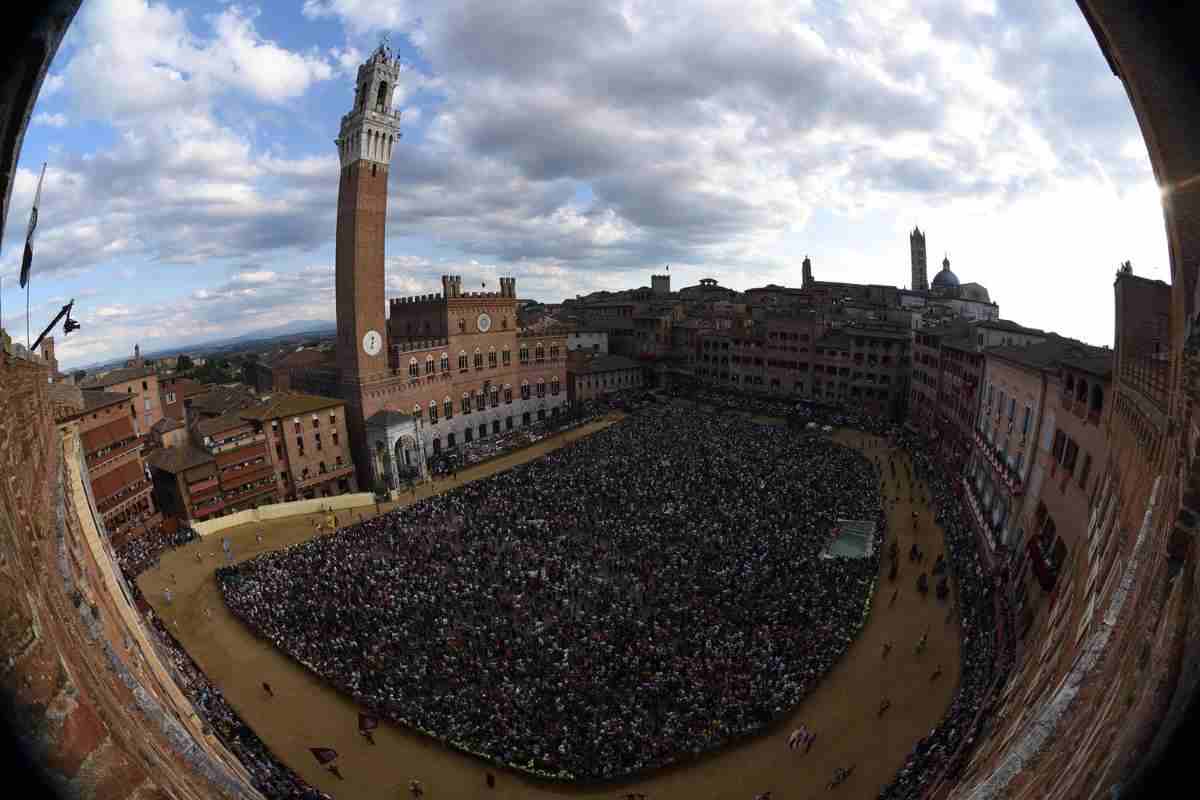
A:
[139, 418, 960, 800]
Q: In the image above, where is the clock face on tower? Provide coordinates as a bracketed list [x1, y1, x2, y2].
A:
[362, 330, 383, 357]
[477, 312, 492, 333]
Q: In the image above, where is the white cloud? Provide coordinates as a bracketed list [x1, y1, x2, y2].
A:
[61, 0, 341, 123]
[33, 112, 68, 127]
[232, 270, 276, 284]
[40, 74, 65, 97]
[207, 7, 334, 102]
[301, 0, 419, 35]
[18, 0, 1171, 363]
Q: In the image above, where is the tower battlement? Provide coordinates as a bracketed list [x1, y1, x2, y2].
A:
[439, 275, 518, 299]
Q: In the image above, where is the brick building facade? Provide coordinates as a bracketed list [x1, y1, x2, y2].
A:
[291, 47, 568, 486]
[80, 363, 163, 436]
[52, 388, 163, 546]
[566, 352, 644, 404]
[240, 393, 356, 501]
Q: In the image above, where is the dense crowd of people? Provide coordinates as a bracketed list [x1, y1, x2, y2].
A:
[428, 392, 638, 478]
[115, 523, 197, 576]
[116, 529, 330, 800]
[874, 427, 1008, 800]
[672, 381, 1007, 798]
[218, 407, 885, 780]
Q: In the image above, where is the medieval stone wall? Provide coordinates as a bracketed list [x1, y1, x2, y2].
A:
[0, 351, 260, 800]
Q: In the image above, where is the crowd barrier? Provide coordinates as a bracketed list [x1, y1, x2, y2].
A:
[193, 492, 376, 537]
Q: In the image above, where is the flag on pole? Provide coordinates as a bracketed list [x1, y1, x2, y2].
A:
[20, 162, 47, 289]
[309, 747, 339, 765]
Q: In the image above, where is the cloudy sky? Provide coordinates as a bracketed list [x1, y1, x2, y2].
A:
[0, 0, 1170, 369]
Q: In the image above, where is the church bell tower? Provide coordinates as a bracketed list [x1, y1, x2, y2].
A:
[910, 227, 928, 292]
[334, 44, 403, 382]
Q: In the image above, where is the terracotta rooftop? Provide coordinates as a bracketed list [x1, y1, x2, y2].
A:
[188, 385, 259, 418]
[81, 416, 137, 455]
[193, 411, 255, 438]
[80, 365, 156, 388]
[150, 416, 184, 434]
[238, 392, 344, 421]
[91, 458, 145, 503]
[971, 318, 1048, 336]
[145, 444, 213, 475]
[82, 389, 132, 413]
[988, 336, 1108, 372]
[268, 349, 331, 369]
[567, 354, 642, 374]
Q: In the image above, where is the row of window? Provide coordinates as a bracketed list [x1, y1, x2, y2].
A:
[276, 412, 339, 434]
[985, 384, 1033, 437]
[435, 410, 553, 447]
[413, 379, 562, 423]
[1050, 428, 1093, 491]
[277, 427, 340, 460]
[407, 344, 562, 377]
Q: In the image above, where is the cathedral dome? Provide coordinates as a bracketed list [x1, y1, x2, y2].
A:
[931, 256, 960, 291]
[960, 282, 990, 302]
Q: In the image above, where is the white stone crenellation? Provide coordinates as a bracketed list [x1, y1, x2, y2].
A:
[335, 44, 403, 168]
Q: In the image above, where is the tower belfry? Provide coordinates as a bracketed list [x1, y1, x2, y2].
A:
[910, 226, 928, 292]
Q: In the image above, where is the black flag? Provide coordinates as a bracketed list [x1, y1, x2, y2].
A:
[309, 747, 339, 765]
[20, 162, 46, 289]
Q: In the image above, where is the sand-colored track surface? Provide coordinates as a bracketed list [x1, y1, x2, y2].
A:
[139, 418, 960, 800]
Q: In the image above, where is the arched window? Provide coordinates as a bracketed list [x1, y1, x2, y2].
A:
[440, 352, 450, 372]
[504, 385, 513, 404]
[535, 342, 545, 362]
[376, 81, 388, 111]
[1076, 378, 1087, 403]
[458, 351, 468, 371]
[475, 390, 485, 411]
[490, 386, 499, 407]
[519, 344, 530, 364]
[521, 380, 531, 400]
[1090, 384, 1104, 414]
[429, 399, 438, 423]
[458, 318, 466, 333]
[502, 317, 509, 330]
[488, 347, 497, 368]
[550, 345, 559, 360]
[474, 349, 483, 370]
[412, 403, 422, 421]
[408, 357, 418, 378]
[425, 356, 435, 375]
[502, 346, 511, 366]
[536, 378, 546, 398]
[443, 396, 453, 419]
[461, 392, 471, 414]
[551, 376, 560, 396]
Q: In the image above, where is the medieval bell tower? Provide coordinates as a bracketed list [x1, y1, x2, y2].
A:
[335, 43, 403, 383]
[910, 226, 928, 292]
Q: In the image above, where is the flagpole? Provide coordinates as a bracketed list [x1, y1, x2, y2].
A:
[22, 161, 48, 352]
